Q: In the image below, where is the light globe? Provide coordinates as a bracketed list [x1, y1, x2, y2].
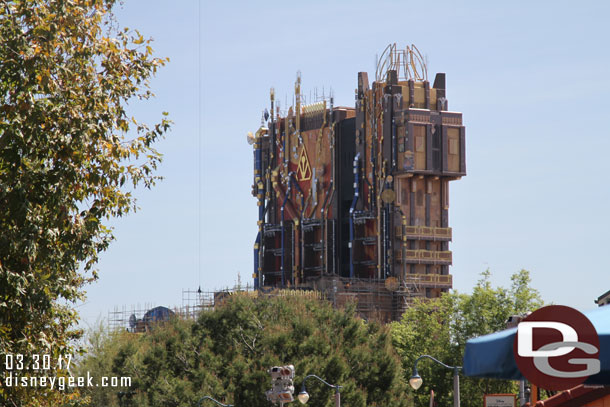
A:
[409, 375, 423, 390]
[297, 391, 310, 404]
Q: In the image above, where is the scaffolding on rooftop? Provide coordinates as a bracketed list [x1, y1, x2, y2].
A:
[107, 284, 256, 332]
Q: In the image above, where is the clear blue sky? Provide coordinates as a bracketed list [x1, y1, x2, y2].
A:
[78, 0, 610, 326]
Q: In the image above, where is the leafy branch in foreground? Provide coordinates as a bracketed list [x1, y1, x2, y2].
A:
[0, 1, 170, 405]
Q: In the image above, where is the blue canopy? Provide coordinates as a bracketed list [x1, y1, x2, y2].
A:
[462, 306, 610, 384]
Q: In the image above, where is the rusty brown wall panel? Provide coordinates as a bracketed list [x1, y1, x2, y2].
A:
[426, 124, 433, 172]
[414, 86, 426, 109]
[424, 81, 430, 110]
[441, 180, 448, 227]
[425, 191, 431, 226]
[407, 122, 415, 152]
[400, 178, 409, 206]
[459, 126, 466, 174]
[414, 125, 426, 170]
[397, 126, 406, 170]
[414, 178, 425, 225]
[430, 112, 442, 173]
[409, 179, 415, 226]
[447, 127, 460, 173]
[430, 179, 441, 227]
[442, 126, 449, 173]
[408, 79, 415, 108]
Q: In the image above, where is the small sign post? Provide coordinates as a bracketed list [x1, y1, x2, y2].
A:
[484, 394, 517, 407]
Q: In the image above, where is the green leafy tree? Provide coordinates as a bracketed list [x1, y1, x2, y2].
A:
[0, 0, 170, 405]
[391, 269, 544, 407]
[77, 295, 410, 407]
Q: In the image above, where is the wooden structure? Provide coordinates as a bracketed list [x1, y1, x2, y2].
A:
[527, 385, 610, 407]
[250, 44, 466, 321]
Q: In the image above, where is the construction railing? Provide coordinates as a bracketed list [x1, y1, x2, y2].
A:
[395, 226, 452, 241]
[404, 273, 452, 288]
[395, 249, 453, 264]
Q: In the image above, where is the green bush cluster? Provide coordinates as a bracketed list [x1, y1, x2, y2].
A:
[78, 294, 409, 407]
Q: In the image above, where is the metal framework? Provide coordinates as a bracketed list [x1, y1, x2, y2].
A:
[375, 43, 428, 82]
[107, 285, 255, 331]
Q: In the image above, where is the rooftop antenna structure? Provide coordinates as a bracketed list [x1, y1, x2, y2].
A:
[375, 43, 428, 82]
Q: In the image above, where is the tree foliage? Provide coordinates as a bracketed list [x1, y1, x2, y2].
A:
[391, 269, 544, 407]
[78, 295, 410, 407]
[0, 0, 169, 404]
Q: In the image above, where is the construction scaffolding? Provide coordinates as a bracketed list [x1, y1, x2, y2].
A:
[107, 284, 256, 332]
[107, 302, 159, 332]
[107, 274, 454, 330]
[304, 274, 452, 322]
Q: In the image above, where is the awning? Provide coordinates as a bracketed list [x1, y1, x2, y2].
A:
[462, 306, 610, 385]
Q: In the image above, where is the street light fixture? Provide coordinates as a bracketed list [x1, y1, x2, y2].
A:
[297, 391, 310, 404]
[409, 355, 462, 407]
[298, 374, 342, 407]
[197, 395, 234, 407]
[409, 372, 423, 390]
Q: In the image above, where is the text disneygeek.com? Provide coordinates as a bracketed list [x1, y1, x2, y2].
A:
[2, 372, 131, 390]
[2, 354, 131, 390]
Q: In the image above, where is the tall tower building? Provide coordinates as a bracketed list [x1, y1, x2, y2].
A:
[250, 44, 466, 321]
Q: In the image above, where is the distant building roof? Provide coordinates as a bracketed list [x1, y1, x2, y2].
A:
[595, 290, 610, 306]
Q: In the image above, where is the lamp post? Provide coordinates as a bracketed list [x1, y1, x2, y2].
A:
[297, 374, 342, 407]
[409, 355, 462, 407]
[197, 396, 234, 407]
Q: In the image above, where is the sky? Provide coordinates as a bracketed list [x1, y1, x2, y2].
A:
[78, 0, 610, 326]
